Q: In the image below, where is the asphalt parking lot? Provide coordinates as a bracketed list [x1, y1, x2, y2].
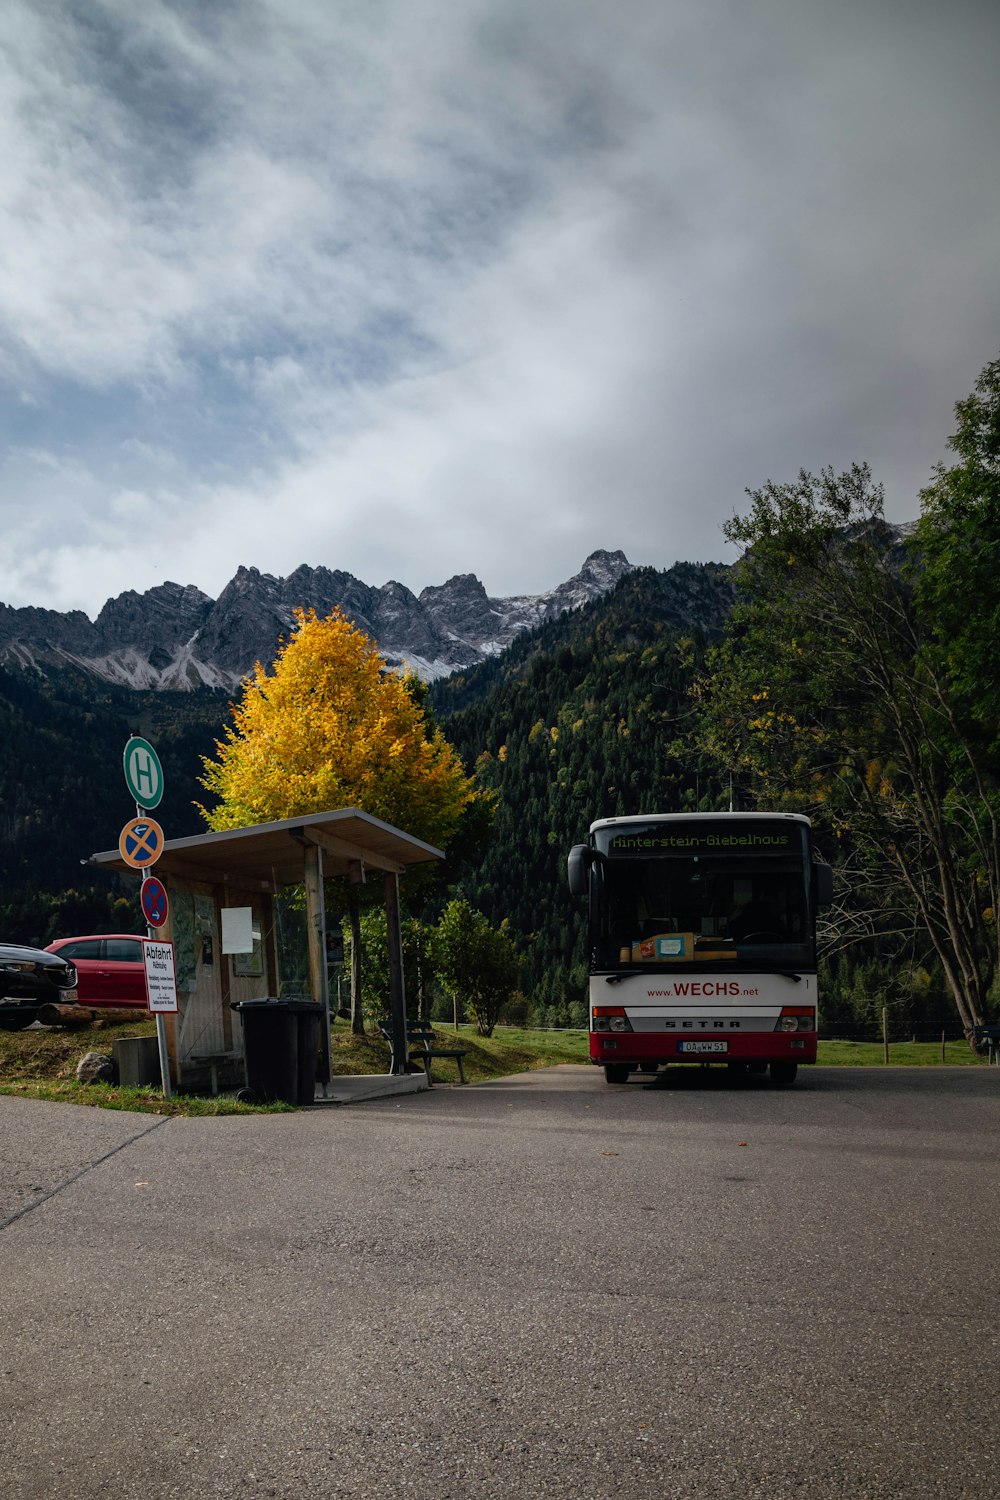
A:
[2, 1065, 998, 1499]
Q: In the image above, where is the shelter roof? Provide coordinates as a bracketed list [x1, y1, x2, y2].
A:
[88, 808, 444, 891]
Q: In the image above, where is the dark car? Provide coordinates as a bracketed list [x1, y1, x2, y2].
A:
[0, 944, 79, 1030]
[45, 935, 147, 1008]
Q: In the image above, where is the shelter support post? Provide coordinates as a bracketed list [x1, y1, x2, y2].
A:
[384, 871, 408, 1074]
[304, 842, 333, 1089]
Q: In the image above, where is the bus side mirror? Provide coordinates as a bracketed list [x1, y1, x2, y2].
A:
[567, 845, 590, 897]
[814, 862, 834, 906]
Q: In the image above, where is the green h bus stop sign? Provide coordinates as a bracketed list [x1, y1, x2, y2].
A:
[124, 736, 164, 811]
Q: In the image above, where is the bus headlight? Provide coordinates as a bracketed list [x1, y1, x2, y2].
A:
[777, 1008, 815, 1032]
[593, 1006, 633, 1033]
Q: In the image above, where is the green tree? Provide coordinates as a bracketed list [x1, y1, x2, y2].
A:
[347, 908, 434, 1023]
[429, 899, 521, 1037]
[915, 354, 1000, 753]
[699, 453, 996, 1040]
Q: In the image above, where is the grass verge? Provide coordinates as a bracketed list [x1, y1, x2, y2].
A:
[0, 1010, 296, 1114]
[0, 1080, 295, 1116]
[0, 1014, 987, 1116]
[0, 1013, 593, 1114]
[817, 1038, 986, 1066]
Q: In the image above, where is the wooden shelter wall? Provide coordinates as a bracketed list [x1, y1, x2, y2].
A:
[162, 878, 275, 1092]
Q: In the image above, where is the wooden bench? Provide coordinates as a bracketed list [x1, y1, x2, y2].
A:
[379, 1021, 469, 1085]
[972, 1024, 1000, 1065]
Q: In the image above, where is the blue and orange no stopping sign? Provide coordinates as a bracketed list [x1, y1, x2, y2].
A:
[119, 816, 165, 870]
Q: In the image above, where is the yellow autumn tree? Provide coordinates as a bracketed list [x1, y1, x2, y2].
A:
[199, 607, 475, 849]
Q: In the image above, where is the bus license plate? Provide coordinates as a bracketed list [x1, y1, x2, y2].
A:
[678, 1040, 728, 1054]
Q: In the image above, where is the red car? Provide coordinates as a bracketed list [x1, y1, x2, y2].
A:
[45, 934, 148, 1008]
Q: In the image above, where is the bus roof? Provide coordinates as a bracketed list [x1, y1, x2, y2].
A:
[588, 812, 811, 834]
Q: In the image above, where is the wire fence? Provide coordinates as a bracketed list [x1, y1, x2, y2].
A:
[820, 1020, 969, 1043]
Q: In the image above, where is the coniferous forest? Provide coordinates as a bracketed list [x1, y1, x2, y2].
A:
[427, 565, 735, 1020]
[0, 666, 225, 942]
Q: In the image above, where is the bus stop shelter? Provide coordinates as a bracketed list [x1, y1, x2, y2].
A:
[87, 808, 443, 1097]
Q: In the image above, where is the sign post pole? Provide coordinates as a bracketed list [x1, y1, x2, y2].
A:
[150, 949, 173, 1100]
[155, 1012, 171, 1098]
[145, 878, 172, 1100]
[121, 737, 172, 1098]
[143, 936, 178, 1100]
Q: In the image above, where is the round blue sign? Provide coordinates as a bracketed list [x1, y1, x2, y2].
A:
[141, 876, 169, 928]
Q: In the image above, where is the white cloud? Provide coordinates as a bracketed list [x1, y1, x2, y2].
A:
[0, 0, 997, 614]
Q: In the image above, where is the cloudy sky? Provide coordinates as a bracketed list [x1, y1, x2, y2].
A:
[1, 0, 997, 616]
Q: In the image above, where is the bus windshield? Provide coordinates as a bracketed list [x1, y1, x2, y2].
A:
[591, 819, 813, 971]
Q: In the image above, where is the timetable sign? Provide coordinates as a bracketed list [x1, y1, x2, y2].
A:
[143, 939, 178, 1014]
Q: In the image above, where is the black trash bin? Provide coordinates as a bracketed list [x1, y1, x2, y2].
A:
[231, 998, 322, 1105]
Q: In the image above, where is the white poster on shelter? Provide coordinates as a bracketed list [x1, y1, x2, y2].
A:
[221, 906, 254, 954]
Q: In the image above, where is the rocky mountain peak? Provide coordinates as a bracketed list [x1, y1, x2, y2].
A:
[419, 573, 501, 648]
[421, 573, 490, 605]
[576, 549, 632, 587]
[0, 550, 635, 691]
[94, 580, 212, 652]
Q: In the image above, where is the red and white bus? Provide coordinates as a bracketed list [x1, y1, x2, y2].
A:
[567, 812, 833, 1087]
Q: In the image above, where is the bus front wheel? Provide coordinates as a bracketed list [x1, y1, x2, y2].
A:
[769, 1061, 798, 1087]
[604, 1064, 631, 1084]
